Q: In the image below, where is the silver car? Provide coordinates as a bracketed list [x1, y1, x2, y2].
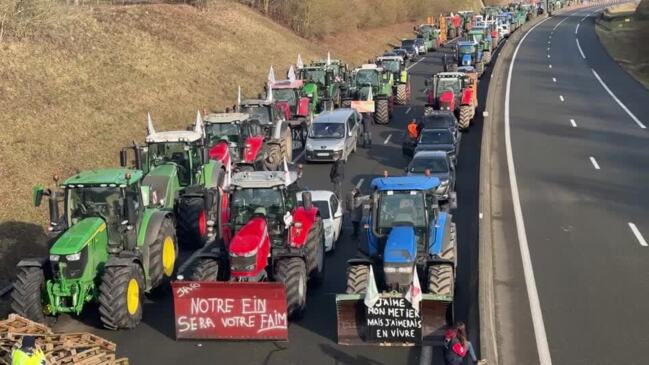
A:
[305, 108, 361, 162]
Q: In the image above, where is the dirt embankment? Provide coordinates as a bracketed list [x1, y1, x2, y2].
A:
[0, 0, 481, 288]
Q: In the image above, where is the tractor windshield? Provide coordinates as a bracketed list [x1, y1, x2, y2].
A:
[355, 70, 380, 87]
[377, 190, 426, 228]
[148, 142, 194, 186]
[241, 105, 272, 125]
[459, 44, 476, 54]
[231, 187, 285, 227]
[206, 123, 241, 145]
[436, 78, 461, 95]
[309, 122, 345, 139]
[301, 69, 326, 85]
[380, 60, 400, 73]
[273, 88, 298, 107]
[66, 186, 127, 227]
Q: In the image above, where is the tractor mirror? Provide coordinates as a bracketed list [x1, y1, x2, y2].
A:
[140, 185, 151, 207]
[33, 184, 44, 207]
[119, 149, 128, 167]
[301, 191, 313, 210]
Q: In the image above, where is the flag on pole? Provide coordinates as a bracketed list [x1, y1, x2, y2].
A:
[237, 85, 242, 110]
[405, 269, 423, 315]
[296, 54, 304, 69]
[268, 65, 276, 84]
[364, 266, 380, 308]
[367, 87, 373, 101]
[327, 51, 331, 66]
[288, 65, 296, 82]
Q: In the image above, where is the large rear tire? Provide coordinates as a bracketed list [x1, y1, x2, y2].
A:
[427, 265, 454, 297]
[149, 218, 177, 288]
[345, 265, 370, 294]
[190, 258, 220, 281]
[265, 144, 282, 171]
[305, 218, 325, 285]
[396, 84, 408, 105]
[177, 197, 207, 249]
[458, 105, 473, 130]
[99, 264, 145, 330]
[11, 266, 46, 323]
[275, 258, 307, 319]
[374, 99, 389, 125]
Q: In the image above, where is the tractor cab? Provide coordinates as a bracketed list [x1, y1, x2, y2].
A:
[376, 56, 405, 81]
[240, 99, 287, 128]
[271, 79, 312, 120]
[456, 40, 481, 66]
[145, 126, 204, 188]
[203, 112, 265, 168]
[353, 65, 393, 100]
[428, 72, 464, 111]
[297, 67, 330, 102]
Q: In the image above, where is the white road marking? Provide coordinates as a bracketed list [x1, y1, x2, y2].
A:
[552, 77, 557, 83]
[570, 118, 577, 127]
[505, 16, 554, 365]
[547, 47, 550, 51]
[384, 134, 392, 144]
[559, 95, 565, 102]
[355, 178, 365, 189]
[553, 15, 570, 31]
[576, 38, 586, 59]
[547, 41, 551, 45]
[406, 57, 425, 71]
[292, 149, 306, 163]
[589, 156, 600, 170]
[547, 54, 550, 58]
[549, 64, 552, 68]
[591, 69, 646, 129]
[575, 23, 580, 34]
[406, 107, 412, 114]
[479, 212, 484, 219]
[629, 223, 648, 247]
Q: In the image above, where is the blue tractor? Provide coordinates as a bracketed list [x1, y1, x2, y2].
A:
[444, 40, 485, 76]
[335, 176, 456, 345]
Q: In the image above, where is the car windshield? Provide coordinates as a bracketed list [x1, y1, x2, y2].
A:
[402, 40, 415, 47]
[67, 187, 124, 226]
[301, 69, 326, 85]
[356, 70, 379, 87]
[312, 201, 330, 219]
[309, 122, 344, 139]
[377, 190, 426, 228]
[436, 78, 461, 95]
[206, 123, 241, 145]
[241, 105, 271, 124]
[420, 130, 453, 145]
[231, 187, 284, 226]
[273, 89, 297, 106]
[459, 44, 476, 54]
[408, 155, 449, 174]
[381, 60, 400, 73]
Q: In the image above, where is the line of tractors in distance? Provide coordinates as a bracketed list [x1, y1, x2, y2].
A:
[10, 2, 540, 346]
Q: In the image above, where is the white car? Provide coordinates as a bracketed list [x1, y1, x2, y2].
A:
[297, 190, 342, 252]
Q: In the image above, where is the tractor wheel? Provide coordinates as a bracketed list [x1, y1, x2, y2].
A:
[177, 197, 207, 249]
[265, 144, 281, 171]
[275, 257, 307, 319]
[424, 106, 434, 116]
[345, 265, 369, 294]
[11, 266, 46, 323]
[374, 99, 389, 125]
[484, 50, 492, 65]
[305, 217, 325, 285]
[458, 105, 473, 130]
[441, 222, 457, 268]
[99, 264, 145, 330]
[190, 258, 220, 281]
[396, 84, 408, 105]
[149, 218, 177, 288]
[427, 264, 454, 297]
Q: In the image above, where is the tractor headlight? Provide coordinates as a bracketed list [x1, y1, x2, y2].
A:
[49, 254, 60, 262]
[305, 140, 313, 151]
[384, 266, 413, 274]
[66, 253, 81, 261]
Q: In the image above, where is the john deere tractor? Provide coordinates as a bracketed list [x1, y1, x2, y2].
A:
[343, 64, 395, 125]
[376, 55, 410, 105]
[297, 59, 347, 112]
[12, 168, 178, 330]
[120, 113, 226, 249]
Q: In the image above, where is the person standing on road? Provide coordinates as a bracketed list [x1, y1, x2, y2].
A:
[443, 322, 485, 365]
[407, 119, 419, 140]
[362, 112, 373, 147]
[346, 188, 363, 238]
[330, 157, 344, 199]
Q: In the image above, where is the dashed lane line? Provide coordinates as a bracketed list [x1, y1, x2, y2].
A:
[576, 38, 586, 59]
[629, 223, 648, 247]
[589, 156, 600, 170]
[384, 134, 392, 144]
[570, 119, 577, 127]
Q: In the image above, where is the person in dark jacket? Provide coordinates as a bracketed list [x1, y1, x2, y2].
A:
[330, 157, 344, 199]
[362, 112, 373, 147]
[443, 322, 482, 365]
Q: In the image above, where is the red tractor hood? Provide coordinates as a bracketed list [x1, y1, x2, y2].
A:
[275, 101, 292, 121]
[209, 141, 231, 166]
[439, 90, 455, 105]
[229, 216, 269, 256]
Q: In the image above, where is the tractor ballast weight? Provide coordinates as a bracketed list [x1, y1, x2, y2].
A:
[12, 169, 178, 330]
[335, 176, 456, 345]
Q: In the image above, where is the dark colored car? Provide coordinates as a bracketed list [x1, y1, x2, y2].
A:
[402, 128, 459, 164]
[422, 111, 459, 140]
[400, 40, 419, 60]
[405, 150, 457, 210]
[392, 48, 409, 61]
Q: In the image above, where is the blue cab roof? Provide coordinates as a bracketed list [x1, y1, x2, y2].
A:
[371, 176, 440, 191]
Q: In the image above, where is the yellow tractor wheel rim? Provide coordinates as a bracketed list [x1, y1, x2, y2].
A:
[162, 236, 176, 277]
[126, 278, 139, 315]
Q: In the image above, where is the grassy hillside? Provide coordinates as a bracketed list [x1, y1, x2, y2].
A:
[0, 0, 481, 286]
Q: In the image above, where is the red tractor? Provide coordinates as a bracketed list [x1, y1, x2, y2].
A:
[270, 76, 314, 146]
[425, 70, 479, 129]
[189, 170, 325, 318]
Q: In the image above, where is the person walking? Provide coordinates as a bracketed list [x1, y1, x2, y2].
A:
[443, 322, 485, 365]
[362, 112, 373, 148]
[346, 188, 363, 238]
[330, 157, 344, 199]
[407, 119, 419, 140]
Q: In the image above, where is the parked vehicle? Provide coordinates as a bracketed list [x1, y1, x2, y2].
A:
[297, 190, 342, 252]
[402, 128, 459, 165]
[305, 109, 361, 162]
[405, 151, 457, 210]
[414, 38, 426, 54]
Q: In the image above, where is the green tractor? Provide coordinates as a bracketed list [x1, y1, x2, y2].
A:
[467, 27, 493, 65]
[415, 24, 438, 51]
[12, 168, 178, 330]
[296, 53, 348, 112]
[120, 112, 226, 249]
[376, 55, 410, 105]
[343, 64, 394, 125]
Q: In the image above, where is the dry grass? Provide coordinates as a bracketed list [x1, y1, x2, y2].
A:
[596, 0, 649, 89]
[0, 0, 481, 287]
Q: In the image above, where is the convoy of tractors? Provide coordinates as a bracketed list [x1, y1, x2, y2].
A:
[9, 0, 543, 350]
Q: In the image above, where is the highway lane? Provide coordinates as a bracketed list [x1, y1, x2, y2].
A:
[502, 6, 649, 364]
[50, 44, 487, 364]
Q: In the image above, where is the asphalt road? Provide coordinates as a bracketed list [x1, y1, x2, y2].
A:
[50, 43, 489, 364]
[496, 6, 649, 365]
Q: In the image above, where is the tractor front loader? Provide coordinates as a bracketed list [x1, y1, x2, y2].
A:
[335, 176, 457, 345]
[12, 168, 178, 330]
